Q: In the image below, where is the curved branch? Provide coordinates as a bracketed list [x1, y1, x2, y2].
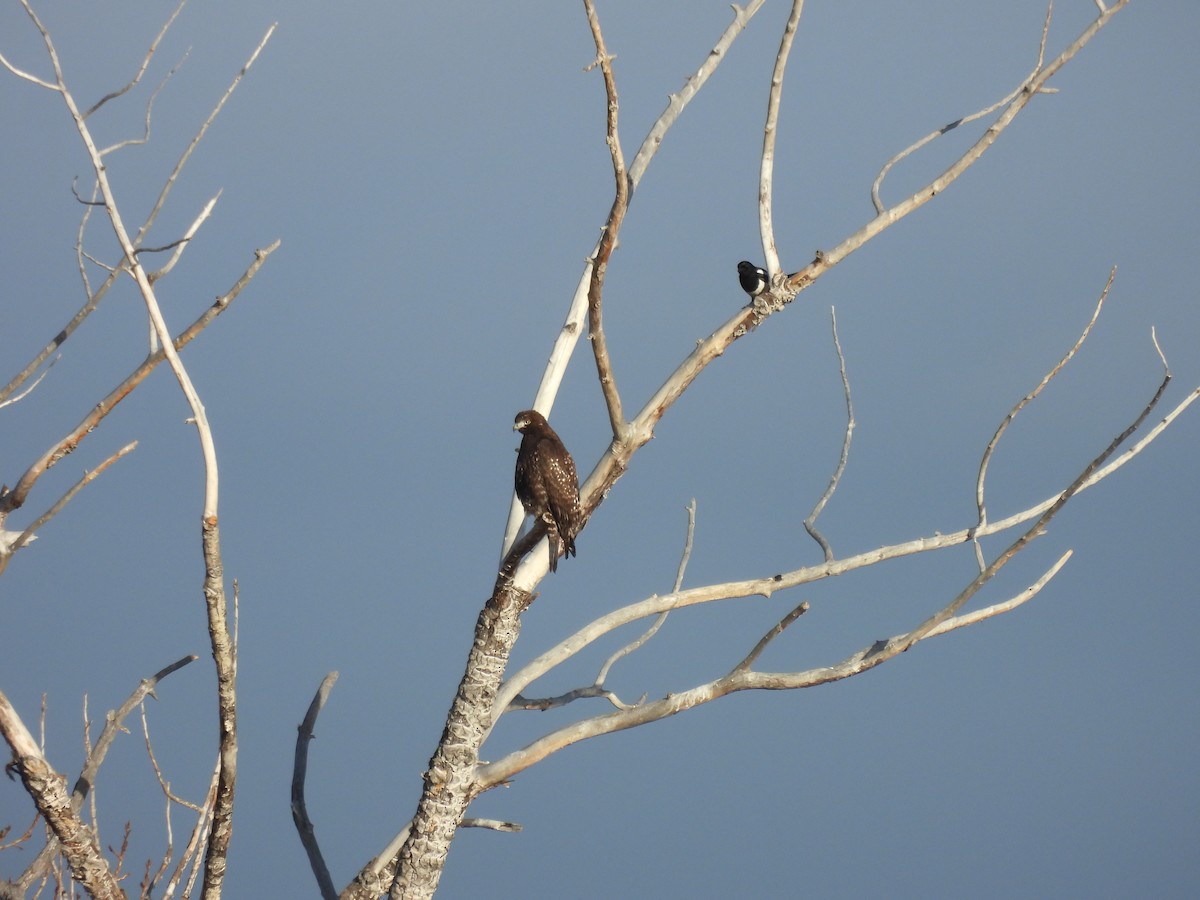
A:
[583, 0, 628, 437]
[477, 549, 1071, 790]
[493, 358, 1195, 717]
[82, 0, 188, 119]
[803, 307, 854, 561]
[293, 673, 340, 900]
[973, 267, 1112, 572]
[871, 2, 1054, 213]
[758, 0, 805, 278]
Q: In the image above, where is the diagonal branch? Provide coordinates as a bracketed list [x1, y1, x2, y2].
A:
[83, 0, 188, 118]
[871, 2, 1054, 213]
[780, 1, 1129, 307]
[476, 539, 1067, 791]
[0, 240, 279, 517]
[132, 23, 277, 252]
[0, 441, 136, 578]
[4, 655, 197, 898]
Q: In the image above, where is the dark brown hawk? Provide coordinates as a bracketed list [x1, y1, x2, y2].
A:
[513, 409, 581, 572]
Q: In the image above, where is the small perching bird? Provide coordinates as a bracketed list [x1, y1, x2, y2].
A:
[737, 260, 768, 298]
[513, 409, 581, 573]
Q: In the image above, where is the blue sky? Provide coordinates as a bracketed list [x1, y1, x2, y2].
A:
[2, 2, 1197, 897]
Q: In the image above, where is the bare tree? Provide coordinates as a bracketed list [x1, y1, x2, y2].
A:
[2, 2, 1194, 899]
[294, 1, 1192, 897]
[0, 1, 276, 896]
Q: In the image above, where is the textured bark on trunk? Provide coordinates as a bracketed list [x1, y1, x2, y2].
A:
[389, 585, 529, 898]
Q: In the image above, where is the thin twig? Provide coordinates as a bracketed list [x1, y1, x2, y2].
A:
[0, 356, 56, 410]
[132, 24, 276, 252]
[976, 268, 1112, 535]
[804, 308, 854, 561]
[781, 1, 1126, 311]
[97, 48, 190, 156]
[83, 0, 188, 118]
[872, 2, 1054, 213]
[0, 441, 137, 577]
[145, 191, 221, 286]
[733, 600, 809, 673]
[460, 818, 522, 834]
[591, 499, 697, 684]
[628, 0, 766, 188]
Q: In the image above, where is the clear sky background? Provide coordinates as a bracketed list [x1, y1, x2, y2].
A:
[2, 2, 1197, 897]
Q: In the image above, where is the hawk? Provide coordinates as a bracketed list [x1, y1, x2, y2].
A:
[513, 409, 581, 573]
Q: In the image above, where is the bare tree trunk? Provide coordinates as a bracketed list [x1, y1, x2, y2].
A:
[389, 588, 528, 898]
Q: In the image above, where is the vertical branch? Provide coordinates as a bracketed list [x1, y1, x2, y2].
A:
[758, 0, 805, 278]
[803, 307, 854, 561]
[583, 0, 628, 437]
[13, 7, 275, 895]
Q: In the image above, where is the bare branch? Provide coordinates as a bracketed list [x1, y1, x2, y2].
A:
[583, 0, 629, 437]
[781, 1, 1128, 310]
[976, 268, 1112, 534]
[0, 689, 123, 900]
[499, 1, 765, 562]
[0, 442, 136, 577]
[145, 190, 221, 284]
[133, 23, 276, 250]
[461, 818, 521, 834]
[733, 600, 809, 673]
[0, 355, 57, 410]
[804, 307, 854, 561]
[293, 673, 340, 900]
[477, 546, 1072, 790]
[12, 656, 199, 894]
[628, 0, 766, 188]
[0, 6, 60, 95]
[872, 2, 1054, 213]
[83, 0, 188, 118]
[23, 18, 274, 894]
[0, 240, 278, 518]
[927, 550, 1072, 638]
[758, 0, 805, 278]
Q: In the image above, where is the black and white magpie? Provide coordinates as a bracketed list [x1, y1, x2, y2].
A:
[737, 260, 768, 298]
